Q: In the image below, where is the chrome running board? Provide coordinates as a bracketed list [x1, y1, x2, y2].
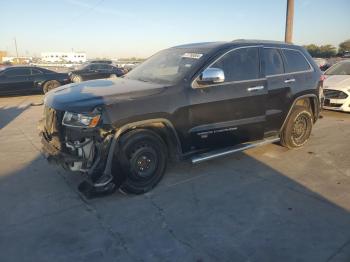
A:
[191, 137, 280, 164]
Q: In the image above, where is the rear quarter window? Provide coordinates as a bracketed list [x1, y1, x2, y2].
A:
[282, 49, 311, 73]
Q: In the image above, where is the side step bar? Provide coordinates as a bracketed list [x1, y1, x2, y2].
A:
[191, 137, 280, 164]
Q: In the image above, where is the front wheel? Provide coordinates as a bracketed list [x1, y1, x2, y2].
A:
[280, 106, 313, 148]
[113, 129, 168, 194]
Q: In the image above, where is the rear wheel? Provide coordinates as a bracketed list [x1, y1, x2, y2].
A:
[43, 80, 61, 93]
[280, 106, 313, 148]
[113, 129, 168, 194]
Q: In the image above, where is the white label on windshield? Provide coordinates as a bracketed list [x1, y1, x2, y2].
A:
[182, 53, 203, 59]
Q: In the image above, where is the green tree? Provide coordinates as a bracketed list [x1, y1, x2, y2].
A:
[303, 44, 320, 57]
[319, 44, 337, 58]
[304, 44, 337, 58]
[339, 40, 350, 54]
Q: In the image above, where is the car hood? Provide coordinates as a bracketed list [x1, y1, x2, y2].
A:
[44, 78, 165, 112]
[324, 75, 350, 91]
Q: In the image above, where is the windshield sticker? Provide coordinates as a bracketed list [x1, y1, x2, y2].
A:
[182, 53, 203, 59]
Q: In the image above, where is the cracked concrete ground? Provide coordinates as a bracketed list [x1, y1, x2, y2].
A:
[0, 95, 350, 262]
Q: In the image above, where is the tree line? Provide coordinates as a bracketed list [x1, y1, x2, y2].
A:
[304, 39, 350, 58]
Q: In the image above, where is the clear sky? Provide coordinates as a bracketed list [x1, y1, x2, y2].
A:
[1, 0, 349, 58]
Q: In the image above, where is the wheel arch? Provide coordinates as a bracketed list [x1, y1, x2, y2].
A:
[102, 118, 183, 178]
[280, 94, 319, 132]
[115, 118, 183, 159]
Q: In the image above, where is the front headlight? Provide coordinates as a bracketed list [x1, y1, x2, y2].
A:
[62, 111, 101, 128]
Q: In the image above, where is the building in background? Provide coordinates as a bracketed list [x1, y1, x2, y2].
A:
[2, 56, 32, 64]
[41, 52, 87, 63]
[0, 51, 7, 62]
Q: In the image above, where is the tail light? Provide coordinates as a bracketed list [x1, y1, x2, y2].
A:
[319, 74, 325, 107]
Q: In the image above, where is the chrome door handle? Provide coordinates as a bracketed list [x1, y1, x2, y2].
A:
[247, 86, 264, 92]
[284, 78, 295, 83]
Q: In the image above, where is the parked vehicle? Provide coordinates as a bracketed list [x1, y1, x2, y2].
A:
[323, 60, 350, 112]
[39, 40, 322, 196]
[0, 66, 70, 95]
[87, 59, 113, 64]
[69, 63, 125, 83]
[342, 51, 350, 58]
[313, 58, 330, 71]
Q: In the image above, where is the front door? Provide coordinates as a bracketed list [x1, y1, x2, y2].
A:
[188, 46, 267, 150]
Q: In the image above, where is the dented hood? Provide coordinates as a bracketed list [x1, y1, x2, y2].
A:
[44, 78, 165, 112]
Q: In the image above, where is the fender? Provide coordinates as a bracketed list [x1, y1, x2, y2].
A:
[280, 94, 319, 132]
[102, 118, 182, 177]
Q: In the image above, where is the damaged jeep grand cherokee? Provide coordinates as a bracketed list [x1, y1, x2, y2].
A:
[39, 40, 323, 196]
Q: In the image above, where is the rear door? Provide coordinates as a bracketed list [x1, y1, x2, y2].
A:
[81, 64, 99, 80]
[188, 46, 268, 149]
[29, 68, 44, 91]
[0, 68, 32, 95]
[98, 64, 113, 78]
[280, 49, 313, 119]
[263, 47, 289, 132]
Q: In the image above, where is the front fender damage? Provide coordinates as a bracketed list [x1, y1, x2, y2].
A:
[38, 107, 122, 198]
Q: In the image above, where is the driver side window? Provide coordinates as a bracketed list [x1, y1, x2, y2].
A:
[211, 47, 260, 82]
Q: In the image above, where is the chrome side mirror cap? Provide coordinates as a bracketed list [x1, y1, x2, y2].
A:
[195, 67, 225, 88]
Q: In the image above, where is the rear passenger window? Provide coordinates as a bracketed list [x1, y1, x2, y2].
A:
[282, 49, 310, 73]
[263, 48, 284, 75]
[31, 69, 42, 75]
[211, 47, 259, 82]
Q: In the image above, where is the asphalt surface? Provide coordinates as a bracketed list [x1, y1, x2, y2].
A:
[0, 95, 350, 262]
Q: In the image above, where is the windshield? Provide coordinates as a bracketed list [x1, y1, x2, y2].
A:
[325, 61, 350, 75]
[125, 48, 205, 84]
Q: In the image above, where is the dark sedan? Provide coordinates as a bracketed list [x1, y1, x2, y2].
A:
[0, 66, 70, 95]
[69, 63, 125, 83]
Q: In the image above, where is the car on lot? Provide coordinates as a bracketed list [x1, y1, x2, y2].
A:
[69, 63, 125, 83]
[0, 66, 70, 95]
[313, 58, 330, 71]
[323, 60, 350, 112]
[342, 51, 350, 58]
[87, 59, 113, 64]
[39, 40, 322, 196]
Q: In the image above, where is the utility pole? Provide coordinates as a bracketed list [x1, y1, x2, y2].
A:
[284, 0, 294, 43]
[14, 37, 19, 63]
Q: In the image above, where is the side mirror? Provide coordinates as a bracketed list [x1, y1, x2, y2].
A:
[195, 67, 225, 87]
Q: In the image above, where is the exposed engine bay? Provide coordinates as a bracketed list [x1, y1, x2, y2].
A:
[39, 106, 117, 197]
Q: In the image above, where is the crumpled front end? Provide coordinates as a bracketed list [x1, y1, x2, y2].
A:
[38, 106, 112, 174]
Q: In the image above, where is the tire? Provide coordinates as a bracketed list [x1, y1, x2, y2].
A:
[72, 74, 82, 83]
[43, 80, 61, 93]
[280, 106, 313, 149]
[113, 129, 168, 194]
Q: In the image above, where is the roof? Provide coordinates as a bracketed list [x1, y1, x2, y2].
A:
[172, 39, 295, 51]
[231, 39, 292, 45]
[173, 42, 227, 49]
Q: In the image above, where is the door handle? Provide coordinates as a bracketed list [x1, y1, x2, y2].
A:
[247, 86, 264, 92]
[284, 78, 295, 83]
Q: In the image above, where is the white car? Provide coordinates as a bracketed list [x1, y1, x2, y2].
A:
[323, 60, 350, 112]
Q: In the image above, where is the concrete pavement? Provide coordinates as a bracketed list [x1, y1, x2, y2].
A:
[0, 95, 350, 262]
